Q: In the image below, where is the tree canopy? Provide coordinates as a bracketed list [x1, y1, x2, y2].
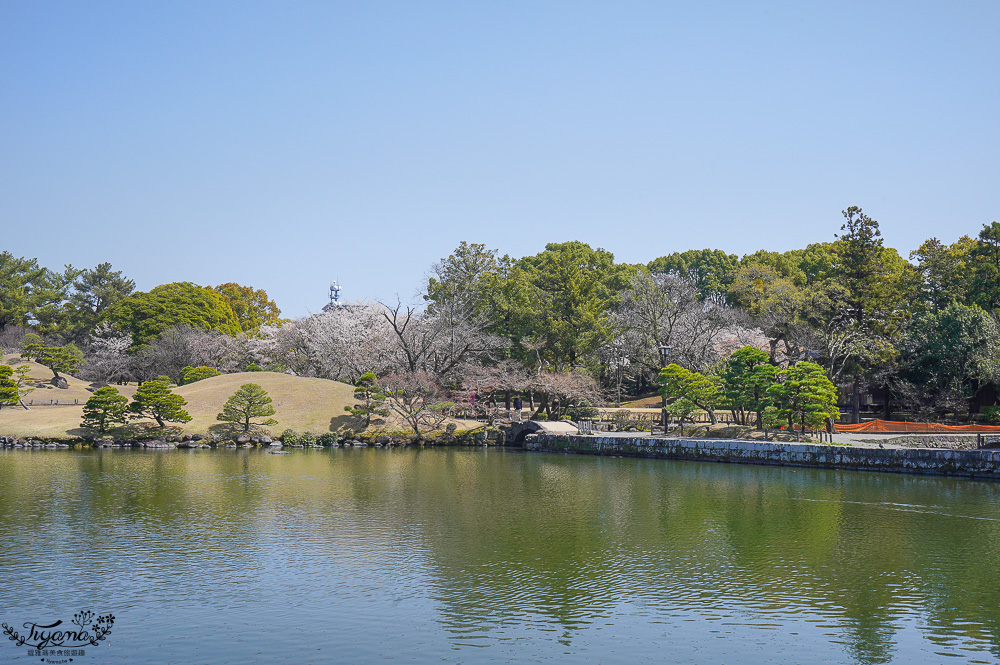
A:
[217, 383, 277, 433]
[129, 380, 192, 427]
[107, 282, 241, 347]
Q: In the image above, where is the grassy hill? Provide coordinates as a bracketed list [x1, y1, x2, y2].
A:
[176, 371, 359, 434]
[2, 353, 138, 405]
[0, 364, 478, 439]
[0, 367, 361, 437]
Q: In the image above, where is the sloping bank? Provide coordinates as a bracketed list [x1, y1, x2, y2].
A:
[523, 434, 1000, 480]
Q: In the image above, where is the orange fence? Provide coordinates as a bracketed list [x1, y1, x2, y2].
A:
[835, 419, 1000, 433]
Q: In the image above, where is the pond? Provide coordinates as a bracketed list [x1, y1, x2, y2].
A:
[1, 448, 999, 664]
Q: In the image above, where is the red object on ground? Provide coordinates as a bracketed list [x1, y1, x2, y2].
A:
[834, 419, 1000, 433]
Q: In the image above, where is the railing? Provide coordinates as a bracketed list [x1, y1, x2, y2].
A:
[24, 399, 82, 406]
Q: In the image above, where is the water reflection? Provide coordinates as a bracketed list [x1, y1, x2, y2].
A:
[1, 448, 999, 664]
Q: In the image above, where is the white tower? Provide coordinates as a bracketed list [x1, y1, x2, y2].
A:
[322, 281, 342, 311]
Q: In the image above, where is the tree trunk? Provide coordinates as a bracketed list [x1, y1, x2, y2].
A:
[851, 376, 860, 424]
[504, 389, 511, 410]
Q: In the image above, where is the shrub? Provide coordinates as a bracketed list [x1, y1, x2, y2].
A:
[566, 405, 600, 421]
[983, 406, 1000, 425]
[245, 363, 263, 372]
[280, 429, 300, 445]
[317, 432, 338, 447]
[532, 413, 548, 421]
[181, 365, 221, 385]
[300, 431, 317, 447]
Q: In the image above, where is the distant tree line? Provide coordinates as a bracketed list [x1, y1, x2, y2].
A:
[2, 206, 999, 425]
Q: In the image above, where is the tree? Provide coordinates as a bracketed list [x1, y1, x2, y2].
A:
[81, 386, 130, 434]
[910, 237, 974, 314]
[181, 366, 221, 385]
[719, 346, 778, 427]
[657, 363, 721, 424]
[68, 262, 135, 335]
[647, 249, 740, 301]
[211, 283, 281, 334]
[344, 372, 389, 428]
[515, 241, 638, 370]
[765, 362, 840, 432]
[129, 380, 192, 427]
[106, 282, 241, 347]
[11, 365, 34, 408]
[216, 383, 277, 433]
[0, 252, 77, 332]
[20, 333, 84, 381]
[832, 207, 914, 422]
[666, 396, 699, 436]
[968, 221, 1000, 311]
[82, 322, 133, 384]
[381, 371, 453, 438]
[894, 303, 1000, 419]
[0, 365, 19, 408]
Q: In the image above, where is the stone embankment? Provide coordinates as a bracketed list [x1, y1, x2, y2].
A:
[523, 434, 1000, 480]
[0, 433, 449, 450]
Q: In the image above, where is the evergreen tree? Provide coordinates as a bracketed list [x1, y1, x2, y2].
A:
[0, 365, 19, 408]
[343, 372, 388, 428]
[81, 386, 129, 434]
[20, 333, 84, 379]
[217, 383, 277, 433]
[719, 346, 778, 427]
[658, 363, 721, 424]
[765, 362, 840, 432]
[130, 380, 192, 427]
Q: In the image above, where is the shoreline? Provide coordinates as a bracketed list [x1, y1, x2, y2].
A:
[523, 434, 1000, 481]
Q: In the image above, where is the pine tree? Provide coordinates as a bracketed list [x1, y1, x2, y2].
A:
[0, 365, 19, 408]
[20, 333, 84, 379]
[217, 383, 277, 433]
[81, 386, 130, 434]
[765, 362, 840, 432]
[130, 380, 192, 427]
[343, 372, 388, 428]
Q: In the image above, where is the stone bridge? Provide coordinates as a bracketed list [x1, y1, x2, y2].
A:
[506, 420, 579, 445]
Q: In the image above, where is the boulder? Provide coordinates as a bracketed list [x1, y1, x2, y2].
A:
[51, 376, 69, 390]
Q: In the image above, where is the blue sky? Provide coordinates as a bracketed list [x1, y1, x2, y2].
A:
[2, 1, 998, 317]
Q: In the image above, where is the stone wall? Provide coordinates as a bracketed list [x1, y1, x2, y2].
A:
[525, 435, 1000, 480]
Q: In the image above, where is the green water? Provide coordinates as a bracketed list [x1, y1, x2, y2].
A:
[1, 448, 999, 664]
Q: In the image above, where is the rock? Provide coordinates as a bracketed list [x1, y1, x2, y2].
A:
[268, 450, 290, 455]
[87, 382, 109, 392]
[260, 436, 272, 444]
[191, 433, 204, 441]
[236, 435, 251, 444]
[269, 441, 282, 447]
[51, 376, 69, 389]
